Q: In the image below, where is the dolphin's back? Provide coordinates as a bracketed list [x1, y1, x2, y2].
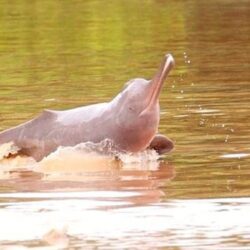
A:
[55, 102, 109, 125]
[0, 103, 113, 160]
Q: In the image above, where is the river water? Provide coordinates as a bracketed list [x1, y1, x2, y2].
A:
[0, 0, 250, 249]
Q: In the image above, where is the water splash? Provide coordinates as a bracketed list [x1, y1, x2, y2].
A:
[0, 139, 161, 175]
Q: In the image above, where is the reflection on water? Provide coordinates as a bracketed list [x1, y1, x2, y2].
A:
[1, 194, 250, 249]
[0, 0, 250, 249]
[0, 147, 174, 195]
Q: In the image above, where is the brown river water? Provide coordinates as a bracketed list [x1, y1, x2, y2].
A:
[0, 0, 250, 249]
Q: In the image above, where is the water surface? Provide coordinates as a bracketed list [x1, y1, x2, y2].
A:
[0, 0, 250, 249]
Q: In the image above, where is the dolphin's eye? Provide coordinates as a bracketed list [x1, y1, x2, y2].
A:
[128, 106, 135, 112]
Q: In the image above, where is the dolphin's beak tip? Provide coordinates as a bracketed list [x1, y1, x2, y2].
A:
[165, 53, 175, 68]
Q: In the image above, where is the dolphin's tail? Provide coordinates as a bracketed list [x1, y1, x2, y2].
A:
[0, 127, 22, 159]
[0, 141, 20, 159]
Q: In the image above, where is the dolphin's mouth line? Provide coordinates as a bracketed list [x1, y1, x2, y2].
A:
[141, 54, 174, 114]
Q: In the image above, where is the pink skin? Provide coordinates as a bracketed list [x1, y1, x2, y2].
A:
[113, 54, 175, 152]
[0, 54, 175, 161]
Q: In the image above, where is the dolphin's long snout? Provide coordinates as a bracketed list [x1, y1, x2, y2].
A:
[144, 54, 175, 112]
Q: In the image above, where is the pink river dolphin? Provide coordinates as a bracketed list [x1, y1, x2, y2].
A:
[0, 54, 175, 161]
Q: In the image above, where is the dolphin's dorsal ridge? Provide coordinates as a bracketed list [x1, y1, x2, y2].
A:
[38, 109, 58, 120]
[41, 109, 58, 119]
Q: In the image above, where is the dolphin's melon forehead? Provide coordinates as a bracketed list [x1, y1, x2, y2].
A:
[113, 77, 150, 104]
[125, 78, 149, 88]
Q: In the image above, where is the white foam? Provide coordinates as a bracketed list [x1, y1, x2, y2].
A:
[0, 139, 161, 175]
[118, 150, 159, 163]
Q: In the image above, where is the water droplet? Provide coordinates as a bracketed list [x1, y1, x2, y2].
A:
[225, 135, 229, 142]
[199, 118, 205, 125]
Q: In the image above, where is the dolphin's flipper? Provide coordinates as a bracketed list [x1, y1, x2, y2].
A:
[149, 134, 174, 154]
